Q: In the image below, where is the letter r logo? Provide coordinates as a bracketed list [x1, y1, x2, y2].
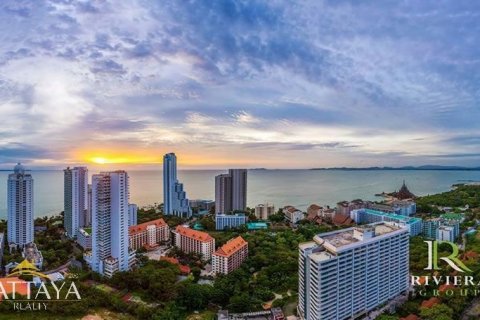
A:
[424, 240, 472, 273]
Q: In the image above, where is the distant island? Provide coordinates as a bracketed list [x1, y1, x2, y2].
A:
[311, 165, 480, 171]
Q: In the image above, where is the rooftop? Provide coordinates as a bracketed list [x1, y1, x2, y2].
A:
[315, 223, 403, 250]
[214, 236, 247, 257]
[175, 225, 213, 242]
[129, 218, 167, 234]
[247, 222, 268, 230]
[361, 209, 422, 223]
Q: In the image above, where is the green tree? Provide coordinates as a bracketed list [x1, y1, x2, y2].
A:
[420, 304, 454, 320]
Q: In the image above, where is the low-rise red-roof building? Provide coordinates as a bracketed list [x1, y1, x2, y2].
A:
[174, 226, 215, 260]
[212, 236, 248, 275]
[129, 218, 169, 250]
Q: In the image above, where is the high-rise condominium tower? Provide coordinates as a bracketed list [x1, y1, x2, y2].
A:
[91, 171, 132, 277]
[298, 222, 409, 320]
[64, 166, 88, 238]
[214, 169, 247, 214]
[7, 163, 34, 247]
[163, 153, 191, 218]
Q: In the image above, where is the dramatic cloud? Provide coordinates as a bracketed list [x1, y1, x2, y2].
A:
[0, 0, 479, 168]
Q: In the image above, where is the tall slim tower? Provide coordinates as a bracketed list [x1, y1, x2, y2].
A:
[64, 166, 88, 238]
[163, 153, 191, 218]
[214, 169, 247, 214]
[91, 171, 131, 277]
[229, 169, 247, 211]
[215, 174, 232, 214]
[7, 163, 34, 247]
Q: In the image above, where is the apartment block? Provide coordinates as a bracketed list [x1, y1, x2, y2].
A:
[298, 222, 409, 320]
[212, 236, 248, 275]
[255, 203, 275, 220]
[350, 208, 422, 236]
[173, 226, 215, 261]
[215, 213, 247, 230]
[129, 218, 170, 250]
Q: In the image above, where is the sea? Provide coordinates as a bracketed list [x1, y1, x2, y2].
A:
[1, 169, 480, 219]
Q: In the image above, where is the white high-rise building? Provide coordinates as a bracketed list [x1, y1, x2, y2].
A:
[64, 166, 88, 238]
[91, 171, 133, 277]
[298, 222, 409, 320]
[7, 163, 34, 247]
[163, 153, 191, 218]
[214, 169, 247, 214]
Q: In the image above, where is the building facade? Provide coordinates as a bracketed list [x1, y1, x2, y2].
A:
[7, 163, 34, 247]
[351, 209, 422, 236]
[0, 232, 4, 267]
[77, 227, 92, 250]
[174, 226, 215, 261]
[422, 218, 459, 242]
[215, 169, 247, 214]
[91, 171, 134, 277]
[298, 222, 409, 320]
[129, 218, 170, 250]
[128, 204, 138, 227]
[163, 153, 191, 218]
[215, 213, 247, 230]
[64, 166, 89, 238]
[212, 236, 248, 274]
[255, 203, 275, 220]
[283, 206, 304, 225]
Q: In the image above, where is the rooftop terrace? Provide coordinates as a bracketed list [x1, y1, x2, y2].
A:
[362, 209, 422, 223]
[315, 223, 402, 249]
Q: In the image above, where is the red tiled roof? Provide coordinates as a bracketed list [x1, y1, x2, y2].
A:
[175, 225, 213, 242]
[160, 257, 191, 274]
[129, 218, 167, 235]
[214, 236, 247, 257]
[332, 214, 354, 226]
[421, 297, 440, 308]
[161, 256, 180, 264]
[0, 277, 29, 301]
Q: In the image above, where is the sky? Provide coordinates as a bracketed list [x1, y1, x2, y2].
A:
[1, 0, 480, 169]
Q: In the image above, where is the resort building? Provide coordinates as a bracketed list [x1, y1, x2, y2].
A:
[64, 166, 89, 239]
[173, 226, 215, 261]
[422, 218, 460, 242]
[128, 204, 138, 227]
[8, 163, 34, 247]
[215, 213, 247, 230]
[390, 200, 417, 216]
[350, 209, 422, 236]
[255, 203, 275, 220]
[77, 227, 92, 250]
[163, 153, 192, 218]
[336, 199, 366, 216]
[129, 218, 170, 250]
[212, 236, 248, 275]
[91, 171, 135, 277]
[283, 206, 304, 225]
[298, 222, 409, 320]
[215, 169, 247, 214]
